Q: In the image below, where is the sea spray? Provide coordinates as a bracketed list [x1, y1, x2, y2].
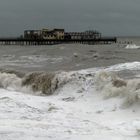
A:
[0, 69, 25, 78]
[0, 72, 22, 91]
[21, 71, 94, 95]
[125, 44, 140, 49]
[2, 68, 140, 108]
[94, 71, 140, 107]
[0, 69, 95, 96]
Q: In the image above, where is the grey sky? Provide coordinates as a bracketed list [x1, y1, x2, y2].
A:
[0, 0, 140, 36]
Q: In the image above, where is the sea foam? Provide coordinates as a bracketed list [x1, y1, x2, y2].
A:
[125, 44, 140, 49]
[0, 62, 140, 108]
[94, 71, 140, 107]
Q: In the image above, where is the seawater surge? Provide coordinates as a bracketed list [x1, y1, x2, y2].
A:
[0, 62, 140, 108]
[1, 62, 140, 139]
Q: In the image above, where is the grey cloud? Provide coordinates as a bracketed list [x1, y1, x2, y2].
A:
[0, 0, 140, 36]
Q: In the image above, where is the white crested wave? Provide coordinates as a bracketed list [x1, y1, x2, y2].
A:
[0, 61, 140, 96]
[106, 61, 140, 71]
[94, 71, 140, 107]
[125, 44, 140, 49]
[0, 72, 22, 91]
[0, 61, 140, 105]
[1, 62, 140, 140]
[0, 70, 94, 96]
[83, 61, 140, 73]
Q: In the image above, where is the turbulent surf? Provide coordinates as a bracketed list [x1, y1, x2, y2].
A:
[0, 43, 140, 140]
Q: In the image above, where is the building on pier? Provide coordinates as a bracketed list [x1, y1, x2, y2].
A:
[24, 28, 65, 40]
[42, 28, 64, 40]
[24, 30, 42, 39]
[64, 30, 101, 40]
[42, 29, 56, 40]
[24, 28, 101, 41]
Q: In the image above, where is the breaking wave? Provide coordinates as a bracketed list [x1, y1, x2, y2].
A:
[0, 70, 94, 95]
[0, 71, 67, 95]
[0, 72, 22, 91]
[94, 71, 140, 107]
[22, 72, 70, 95]
[125, 44, 140, 49]
[1, 61, 140, 108]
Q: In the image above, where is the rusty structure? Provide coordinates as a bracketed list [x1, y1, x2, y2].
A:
[64, 30, 101, 40]
[24, 29, 101, 40]
[24, 28, 65, 40]
[42, 29, 64, 40]
[24, 30, 42, 39]
[0, 28, 117, 45]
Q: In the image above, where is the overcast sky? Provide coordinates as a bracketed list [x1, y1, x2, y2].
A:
[0, 0, 140, 36]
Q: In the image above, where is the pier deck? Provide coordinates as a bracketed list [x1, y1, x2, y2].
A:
[0, 37, 117, 45]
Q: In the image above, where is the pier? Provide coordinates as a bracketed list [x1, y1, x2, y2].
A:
[0, 37, 117, 45]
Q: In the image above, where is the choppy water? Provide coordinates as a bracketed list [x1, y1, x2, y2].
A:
[0, 41, 140, 72]
[0, 40, 140, 140]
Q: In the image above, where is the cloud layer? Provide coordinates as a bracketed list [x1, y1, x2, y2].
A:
[0, 0, 140, 36]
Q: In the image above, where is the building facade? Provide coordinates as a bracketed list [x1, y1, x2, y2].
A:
[41, 29, 64, 40]
[24, 28, 101, 40]
[24, 30, 42, 39]
[24, 28, 65, 40]
[64, 30, 101, 40]
[41, 29, 55, 40]
[53, 29, 65, 39]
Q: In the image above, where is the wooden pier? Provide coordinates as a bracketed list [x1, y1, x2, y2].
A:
[0, 37, 117, 45]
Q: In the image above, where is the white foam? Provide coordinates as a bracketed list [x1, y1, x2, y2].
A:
[0, 62, 140, 139]
[0, 72, 22, 90]
[106, 61, 140, 71]
[94, 71, 140, 107]
[125, 44, 140, 49]
[0, 61, 140, 94]
[83, 61, 140, 73]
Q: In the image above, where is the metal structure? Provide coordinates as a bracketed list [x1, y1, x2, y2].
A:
[0, 29, 117, 45]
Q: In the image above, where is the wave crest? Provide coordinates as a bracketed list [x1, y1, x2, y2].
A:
[94, 71, 140, 107]
[22, 72, 58, 95]
[125, 44, 140, 49]
[21, 71, 82, 95]
[0, 72, 22, 90]
[1, 67, 140, 108]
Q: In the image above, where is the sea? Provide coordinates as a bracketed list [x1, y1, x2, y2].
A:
[0, 37, 140, 140]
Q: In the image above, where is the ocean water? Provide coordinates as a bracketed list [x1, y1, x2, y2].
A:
[1, 40, 140, 140]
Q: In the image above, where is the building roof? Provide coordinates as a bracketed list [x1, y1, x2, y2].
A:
[53, 29, 64, 32]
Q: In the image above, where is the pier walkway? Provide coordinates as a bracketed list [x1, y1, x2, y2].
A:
[0, 37, 117, 45]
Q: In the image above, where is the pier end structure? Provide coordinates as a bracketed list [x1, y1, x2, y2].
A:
[0, 28, 117, 45]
